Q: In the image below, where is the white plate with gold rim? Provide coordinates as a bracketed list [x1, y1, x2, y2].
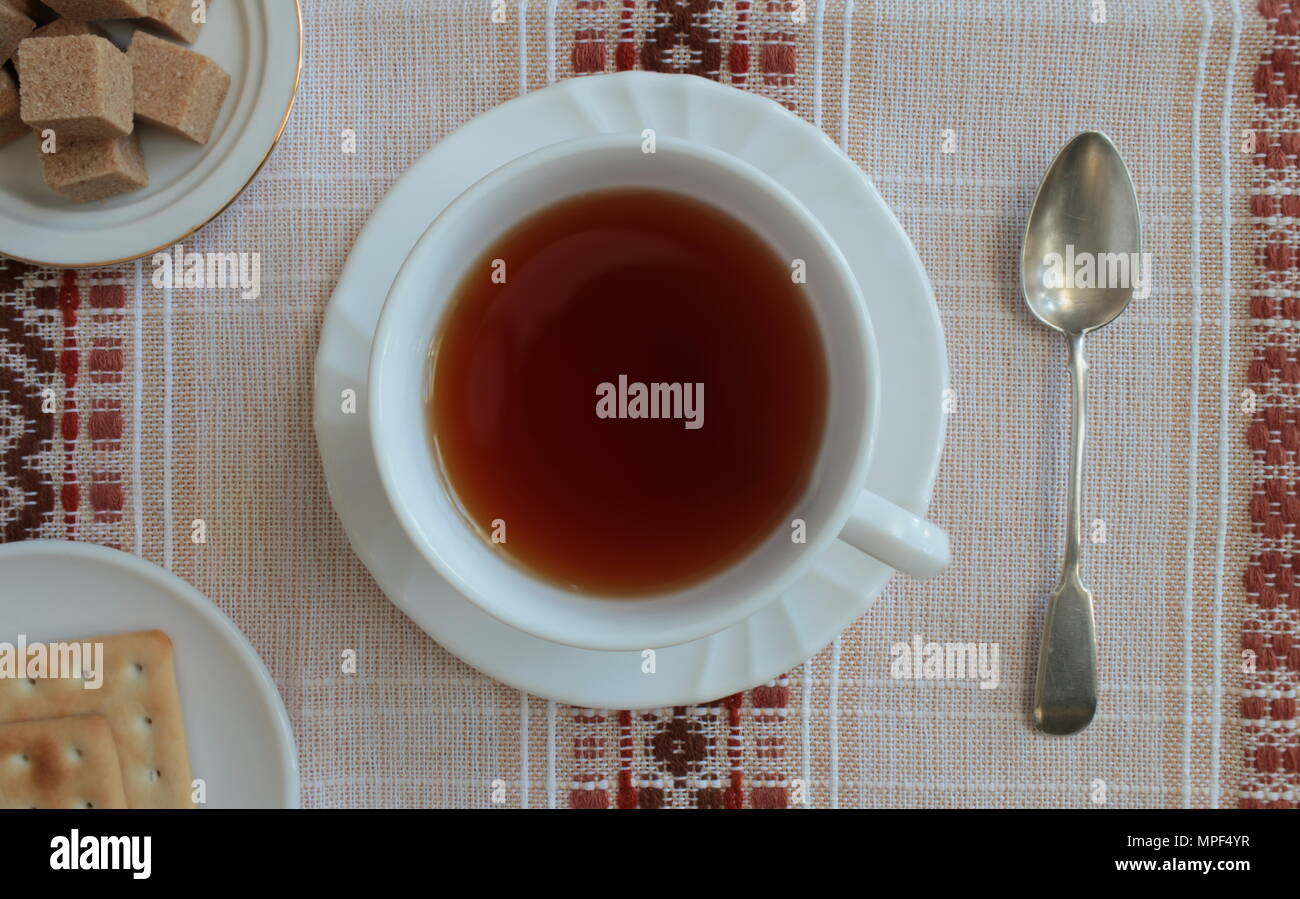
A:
[314, 72, 947, 708]
[0, 0, 301, 268]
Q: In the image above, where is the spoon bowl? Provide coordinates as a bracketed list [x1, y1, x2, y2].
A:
[1021, 131, 1141, 335]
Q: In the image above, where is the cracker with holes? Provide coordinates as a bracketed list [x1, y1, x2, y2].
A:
[0, 630, 195, 808]
[0, 715, 129, 809]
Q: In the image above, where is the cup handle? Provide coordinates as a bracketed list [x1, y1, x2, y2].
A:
[838, 490, 951, 579]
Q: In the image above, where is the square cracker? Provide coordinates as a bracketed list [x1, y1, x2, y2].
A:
[0, 630, 195, 808]
[0, 715, 128, 809]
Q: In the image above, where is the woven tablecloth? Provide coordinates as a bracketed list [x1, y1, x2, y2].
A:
[1, 0, 1294, 808]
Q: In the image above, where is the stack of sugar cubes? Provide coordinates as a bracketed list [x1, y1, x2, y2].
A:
[0, 0, 230, 202]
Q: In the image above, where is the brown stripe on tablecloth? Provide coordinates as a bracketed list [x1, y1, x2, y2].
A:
[569, 681, 789, 809]
[1243, 0, 1300, 809]
[0, 263, 130, 550]
[556, 0, 798, 101]
[0, 259, 56, 543]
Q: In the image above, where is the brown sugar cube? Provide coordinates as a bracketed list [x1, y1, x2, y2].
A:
[42, 0, 147, 18]
[18, 35, 132, 142]
[14, 17, 105, 75]
[0, 1, 52, 24]
[136, 0, 207, 44]
[0, 3, 34, 66]
[30, 17, 107, 39]
[40, 130, 147, 202]
[129, 30, 227, 145]
[0, 65, 24, 145]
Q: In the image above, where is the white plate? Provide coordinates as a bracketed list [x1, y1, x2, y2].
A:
[0, 540, 300, 808]
[314, 72, 948, 708]
[0, 0, 301, 268]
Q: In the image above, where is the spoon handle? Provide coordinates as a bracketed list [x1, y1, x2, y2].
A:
[1063, 333, 1086, 574]
[1033, 333, 1099, 735]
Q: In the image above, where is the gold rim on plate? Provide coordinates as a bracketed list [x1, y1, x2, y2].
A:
[3, 0, 304, 271]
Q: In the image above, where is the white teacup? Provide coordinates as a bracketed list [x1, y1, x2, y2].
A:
[369, 134, 949, 651]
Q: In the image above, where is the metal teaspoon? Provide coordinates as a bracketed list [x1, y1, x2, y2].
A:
[1020, 131, 1141, 735]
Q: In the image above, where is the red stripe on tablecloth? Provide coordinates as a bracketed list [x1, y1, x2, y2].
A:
[567, 684, 791, 809]
[58, 271, 79, 540]
[731, 0, 752, 85]
[617, 708, 637, 807]
[0, 260, 55, 542]
[750, 676, 789, 808]
[1244, 0, 1300, 809]
[574, 0, 607, 73]
[630, 0, 790, 92]
[615, 0, 636, 71]
[724, 692, 744, 808]
[1, 264, 128, 551]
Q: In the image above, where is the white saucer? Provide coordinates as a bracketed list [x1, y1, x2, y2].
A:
[313, 72, 947, 708]
[0, 540, 299, 807]
[0, 0, 301, 268]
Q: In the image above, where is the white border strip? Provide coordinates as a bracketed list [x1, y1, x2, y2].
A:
[520, 689, 530, 808]
[825, 0, 855, 812]
[162, 282, 173, 571]
[841, 0, 854, 149]
[830, 635, 841, 807]
[813, 0, 826, 127]
[1183, 0, 1212, 809]
[546, 0, 558, 84]
[543, 0, 559, 808]
[515, 3, 534, 811]
[546, 699, 557, 808]
[801, 659, 812, 806]
[1212, 0, 1244, 810]
[519, 0, 530, 94]
[132, 260, 144, 558]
